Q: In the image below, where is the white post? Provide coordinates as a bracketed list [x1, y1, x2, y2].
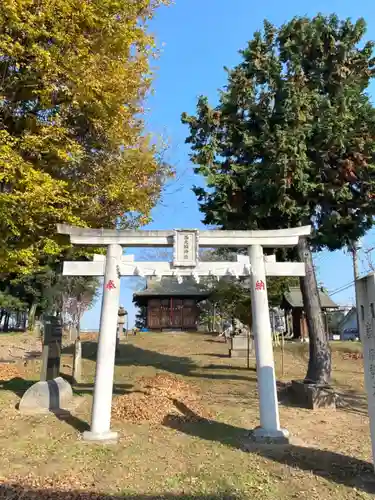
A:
[356, 274, 375, 471]
[249, 245, 289, 442]
[83, 244, 122, 442]
[73, 338, 82, 383]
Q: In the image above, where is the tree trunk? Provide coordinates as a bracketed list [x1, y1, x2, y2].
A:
[28, 302, 38, 331]
[73, 338, 82, 384]
[72, 308, 82, 383]
[15, 312, 21, 328]
[3, 312, 10, 333]
[298, 237, 331, 385]
[0, 309, 5, 330]
[22, 312, 27, 331]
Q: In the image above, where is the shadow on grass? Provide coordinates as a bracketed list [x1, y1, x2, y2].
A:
[189, 330, 219, 337]
[63, 341, 98, 360]
[61, 373, 135, 397]
[0, 485, 242, 500]
[0, 377, 90, 432]
[0, 375, 142, 434]
[0, 377, 91, 432]
[0, 377, 34, 397]
[52, 409, 90, 433]
[0, 376, 135, 398]
[74, 382, 136, 396]
[163, 402, 375, 495]
[275, 380, 369, 416]
[194, 353, 230, 359]
[70, 342, 254, 382]
[335, 388, 369, 416]
[24, 350, 42, 360]
[203, 364, 256, 372]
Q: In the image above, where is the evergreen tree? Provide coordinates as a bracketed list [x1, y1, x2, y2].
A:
[182, 15, 375, 384]
[135, 306, 147, 329]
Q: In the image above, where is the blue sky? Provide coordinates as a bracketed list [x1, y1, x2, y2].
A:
[81, 0, 375, 330]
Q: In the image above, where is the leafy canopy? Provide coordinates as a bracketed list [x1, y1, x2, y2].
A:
[0, 263, 99, 318]
[0, 0, 170, 273]
[199, 250, 297, 326]
[182, 15, 375, 250]
[204, 276, 297, 328]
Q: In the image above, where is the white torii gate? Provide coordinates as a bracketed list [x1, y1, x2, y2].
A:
[58, 224, 311, 443]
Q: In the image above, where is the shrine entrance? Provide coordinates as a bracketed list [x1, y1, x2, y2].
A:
[134, 276, 209, 331]
[147, 298, 198, 330]
[58, 224, 311, 444]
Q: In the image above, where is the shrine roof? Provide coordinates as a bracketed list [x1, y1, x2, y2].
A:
[282, 287, 338, 309]
[133, 277, 210, 298]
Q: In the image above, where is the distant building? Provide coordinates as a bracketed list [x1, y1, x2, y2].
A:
[338, 307, 358, 339]
[280, 286, 338, 340]
[133, 277, 209, 331]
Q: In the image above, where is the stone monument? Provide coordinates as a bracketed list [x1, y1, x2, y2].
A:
[40, 315, 63, 381]
[229, 320, 254, 358]
[19, 314, 73, 414]
[19, 377, 73, 414]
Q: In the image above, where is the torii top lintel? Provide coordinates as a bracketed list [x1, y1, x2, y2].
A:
[57, 224, 311, 248]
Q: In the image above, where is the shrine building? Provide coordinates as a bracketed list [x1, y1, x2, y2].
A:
[281, 286, 338, 340]
[133, 277, 210, 331]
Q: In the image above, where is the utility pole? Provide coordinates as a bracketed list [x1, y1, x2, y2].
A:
[351, 242, 360, 282]
[350, 241, 360, 334]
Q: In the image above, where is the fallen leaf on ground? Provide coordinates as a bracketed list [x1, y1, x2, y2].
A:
[0, 475, 118, 499]
[112, 374, 213, 425]
[342, 352, 363, 360]
[0, 363, 22, 381]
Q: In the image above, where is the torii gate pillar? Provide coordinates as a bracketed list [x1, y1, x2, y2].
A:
[249, 245, 287, 441]
[83, 244, 122, 442]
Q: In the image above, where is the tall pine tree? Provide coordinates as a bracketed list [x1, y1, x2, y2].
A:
[182, 15, 375, 384]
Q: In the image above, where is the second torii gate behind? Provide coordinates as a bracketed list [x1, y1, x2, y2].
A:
[58, 224, 311, 444]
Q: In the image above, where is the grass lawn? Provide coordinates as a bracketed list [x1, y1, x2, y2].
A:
[0, 332, 374, 499]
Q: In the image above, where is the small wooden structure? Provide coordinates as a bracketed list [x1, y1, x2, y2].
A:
[281, 286, 338, 340]
[133, 277, 209, 331]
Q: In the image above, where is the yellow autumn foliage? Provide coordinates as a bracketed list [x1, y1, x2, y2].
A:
[0, 0, 171, 273]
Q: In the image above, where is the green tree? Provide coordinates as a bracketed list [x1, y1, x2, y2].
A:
[0, 0, 170, 274]
[135, 306, 147, 330]
[0, 290, 27, 332]
[199, 277, 298, 329]
[182, 15, 375, 384]
[1, 265, 99, 331]
[198, 250, 297, 329]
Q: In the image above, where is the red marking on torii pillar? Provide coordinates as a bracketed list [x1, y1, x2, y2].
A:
[105, 280, 116, 290]
[255, 280, 265, 291]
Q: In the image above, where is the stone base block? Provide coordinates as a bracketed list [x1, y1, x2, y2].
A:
[290, 380, 336, 409]
[19, 377, 73, 414]
[247, 426, 290, 445]
[82, 430, 118, 444]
